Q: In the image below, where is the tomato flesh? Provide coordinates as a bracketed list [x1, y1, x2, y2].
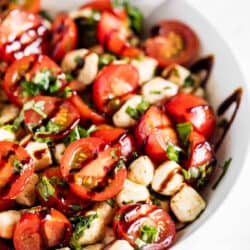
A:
[135, 106, 178, 163]
[114, 204, 176, 250]
[51, 14, 78, 62]
[0, 9, 49, 63]
[93, 64, 139, 113]
[145, 20, 199, 67]
[0, 142, 34, 199]
[165, 93, 216, 139]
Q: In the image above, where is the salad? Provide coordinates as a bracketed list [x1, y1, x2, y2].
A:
[0, 0, 234, 249]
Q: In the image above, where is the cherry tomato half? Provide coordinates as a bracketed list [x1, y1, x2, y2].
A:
[69, 94, 105, 124]
[0, 141, 34, 199]
[135, 106, 178, 163]
[4, 55, 67, 106]
[23, 96, 80, 141]
[61, 135, 134, 201]
[0, 9, 49, 63]
[93, 64, 139, 113]
[165, 93, 216, 139]
[145, 20, 199, 67]
[13, 208, 72, 250]
[38, 167, 91, 215]
[113, 204, 176, 250]
[50, 14, 78, 62]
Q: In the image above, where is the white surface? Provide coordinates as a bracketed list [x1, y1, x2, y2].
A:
[180, 0, 250, 249]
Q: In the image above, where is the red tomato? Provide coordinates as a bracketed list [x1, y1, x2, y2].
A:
[0, 9, 49, 63]
[165, 93, 216, 139]
[4, 55, 67, 106]
[14, 208, 72, 250]
[135, 106, 178, 163]
[69, 94, 105, 124]
[98, 12, 141, 57]
[145, 20, 199, 67]
[23, 96, 80, 141]
[0, 198, 16, 212]
[93, 64, 139, 113]
[113, 204, 176, 250]
[38, 167, 91, 215]
[61, 135, 134, 201]
[51, 14, 78, 62]
[91, 124, 126, 144]
[81, 0, 127, 19]
[184, 131, 215, 169]
[0, 141, 34, 199]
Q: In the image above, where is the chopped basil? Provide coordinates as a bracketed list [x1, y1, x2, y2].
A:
[114, 159, 125, 173]
[13, 159, 24, 174]
[37, 176, 55, 201]
[126, 106, 139, 120]
[79, 125, 97, 138]
[112, 0, 143, 35]
[69, 204, 82, 211]
[166, 143, 182, 162]
[176, 122, 192, 146]
[212, 158, 232, 190]
[150, 90, 162, 95]
[126, 100, 150, 120]
[70, 213, 99, 248]
[61, 87, 73, 98]
[139, 224, 158, 243]
[106, 199, 115, 208]
[183, 75, 195, 87]
[99, 53, 116, 68]
[36, 121, 62, 135]
[21, 70, 62, 98]
[50, 176, 68, 188]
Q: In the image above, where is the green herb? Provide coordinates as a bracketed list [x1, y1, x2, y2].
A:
[39, 10, 52, 21]
[183, 75, 195, 87]
[65, 73, 73, 82]
[37, 176, 55, 201]
[69, 204, 82, 211]
[79, 125, 97, 138]
[36, 121, 62, 136]
[106, 199, 115, 208]
[62, 87, 74, 98]
[137, 100, 150, 114]
[13, 159, 24, 174]
[176, 122, 192, 146]
[111, 148, 118, 159]
[1, 124, 18, 133]
[112, 0, 143, 35]
[166, 143, 182, 162]
[114, 159, 125, 172]
[139, 224, 158, 243]
[70, 213, 98, 248]
[123, 200, 134, 204]
[99, 53, 116, 68]
[21, 80, 40, 97]
[150, 90, 162, 95]
[50, 176, 68, 188]
[212, 158, 232, 190]
[74, 56, 83, 65]
[181, 167, 200, 180]
[126, 106, 139, 120]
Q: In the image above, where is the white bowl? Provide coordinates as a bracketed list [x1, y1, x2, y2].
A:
[42, 0, 250, 248]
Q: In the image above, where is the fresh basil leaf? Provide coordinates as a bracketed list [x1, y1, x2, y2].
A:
[126, 100, 150, 120]
[139, 224, 158, 243]
[176, 122, 192, 146]
[137, 100, 150, 114]
[106, 199, 115, 208]
[126, 106, 139, 120]
[99, 53, 116, 68]
[166, 143, 182, 162]
[37, 176, 55, 201]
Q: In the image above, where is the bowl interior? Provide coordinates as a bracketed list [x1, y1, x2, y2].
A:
[42, 0, 250, 247]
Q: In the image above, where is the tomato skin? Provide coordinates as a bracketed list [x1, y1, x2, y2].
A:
[0, 9, 49, 63]
[14, 213, 43, 250]
[38, 167, 91, 215]
[4, 55, 67, 106]
[184, 131, 215, 169]
[113, 204, 176, 250]
[145, 20, 199, 67]
[0, 141, 34, 200]
[69, 94, 105, 124]
[51, 14, 78, 62]
[0, 198, 16, 212]
[135, 106, 178, 163]
[93, 64, 139, 113]
[165, 93, 216, 139]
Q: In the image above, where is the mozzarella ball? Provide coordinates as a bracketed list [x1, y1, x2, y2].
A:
[127, 156, 154, 186]
[152, 161, 184, 196]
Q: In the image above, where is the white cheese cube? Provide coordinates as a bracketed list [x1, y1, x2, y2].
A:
[112, 95, 142, 128]
[170, 184, 206, 222]
[152, 161, 184, 196]
[128, 156, 154, 186]
[166, 64, 191, 86]
[142, 77, 178, 104]
[116, 179, 150, 207]
[25, 141, 52, 171]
